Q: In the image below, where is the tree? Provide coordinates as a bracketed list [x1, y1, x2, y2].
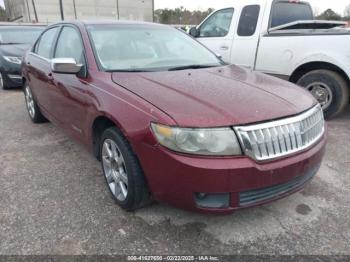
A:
[317, 9, 342, 21]
[154, 7, 215, 25]
[0, 6, 7, 21]
[344, 4, 350, 19]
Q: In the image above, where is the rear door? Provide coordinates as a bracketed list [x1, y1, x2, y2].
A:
[27, 27, 60, 115]
[195, 8, 235, 62]
[230, 4, 262, 68]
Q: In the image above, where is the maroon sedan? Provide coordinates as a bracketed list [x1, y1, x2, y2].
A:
[22, 21, 326, 214]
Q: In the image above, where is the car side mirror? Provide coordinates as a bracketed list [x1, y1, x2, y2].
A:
[51, 58, 83, 74]
[189, 27, 199, 37]
[216, 53, 222, 59]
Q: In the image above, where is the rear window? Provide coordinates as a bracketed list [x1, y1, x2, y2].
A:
[271, 1, 313, 28]
[0, 27, 43, 44]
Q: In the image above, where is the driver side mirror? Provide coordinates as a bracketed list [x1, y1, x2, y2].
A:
[51, 58, 83, 74]
[189, 27, 199, 37]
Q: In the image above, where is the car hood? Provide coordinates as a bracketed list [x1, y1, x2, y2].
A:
[0, 44, 31, 57]
[112, 65, 316, 127]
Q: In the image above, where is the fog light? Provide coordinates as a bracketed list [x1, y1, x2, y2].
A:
[194, 193, 230, 209]
[197, 193, 207, 199]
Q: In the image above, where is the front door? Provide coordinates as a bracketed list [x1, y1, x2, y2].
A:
[50, 26, 89, 142]
[195, 8, 235, 63]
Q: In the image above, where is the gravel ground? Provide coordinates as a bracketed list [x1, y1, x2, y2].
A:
[0, 88, 349, 255]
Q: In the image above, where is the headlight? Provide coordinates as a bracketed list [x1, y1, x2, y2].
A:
[151, 123, 242, 156]
[3, 56, 22, 64]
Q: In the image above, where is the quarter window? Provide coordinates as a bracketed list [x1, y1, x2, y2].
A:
[54, 26, 85, 64]
[199, 8, 234, 38]
[35, 27, 59, 59]
[237, 5, 260, 37]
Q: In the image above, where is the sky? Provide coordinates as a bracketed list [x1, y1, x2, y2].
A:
[154, 0, 349, 16]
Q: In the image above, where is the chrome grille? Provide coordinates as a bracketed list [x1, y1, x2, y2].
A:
[234, 105, 325, 161]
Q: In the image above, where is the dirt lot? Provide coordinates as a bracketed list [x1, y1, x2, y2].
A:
[0, 88, 349, 255]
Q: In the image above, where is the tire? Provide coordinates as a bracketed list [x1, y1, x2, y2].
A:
[23, 82, 48, 123]
[297, 70, 349, 119]
[100, 127, 151, 211]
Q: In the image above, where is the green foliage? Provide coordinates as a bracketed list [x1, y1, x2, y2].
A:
[0, 6, 7, 21]
[316, 9, 342, 21]
[154, 7, 214, 25]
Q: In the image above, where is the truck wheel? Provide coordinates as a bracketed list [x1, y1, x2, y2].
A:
[297, 70, 349, 119]
[100, 127, 151, 211]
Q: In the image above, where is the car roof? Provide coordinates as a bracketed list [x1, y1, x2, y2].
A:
[0, 25, 45, 30]
[0, 22, 47, 27]
[50, 20, 168, 28]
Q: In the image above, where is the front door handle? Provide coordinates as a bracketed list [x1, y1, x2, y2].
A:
[220, 45, 229, 51]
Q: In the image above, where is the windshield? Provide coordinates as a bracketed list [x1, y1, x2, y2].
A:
[271, 1, 313, 28]
[0, 27, 43, 44]
[87, 24, 223, 72]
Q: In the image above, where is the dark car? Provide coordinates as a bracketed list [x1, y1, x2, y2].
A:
[22, 21, 327, 214]
[0, 25, 44, 89]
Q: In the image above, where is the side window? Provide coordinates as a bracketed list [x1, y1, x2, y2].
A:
[198, 8, 234, 38]
[237, 5, 260, 37]
[54, 27, 85, 64]
[35, 27, 59, 59]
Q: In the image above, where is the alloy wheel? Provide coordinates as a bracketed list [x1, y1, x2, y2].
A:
[25, 85, 35, 118]
[102, 139, 129, 201]
[0, 73, 3, 89]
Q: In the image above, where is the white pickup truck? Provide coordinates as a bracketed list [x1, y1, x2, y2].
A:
[189, 0, 350, 118]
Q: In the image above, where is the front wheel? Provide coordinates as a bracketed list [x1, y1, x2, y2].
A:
[297, 70, 349, 119]
[24, 83, 47, 123]
[100, 127, 151, 211]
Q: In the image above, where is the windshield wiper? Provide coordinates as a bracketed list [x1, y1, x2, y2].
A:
[106, 69, 154, 72]
[168, 64, 219, 71]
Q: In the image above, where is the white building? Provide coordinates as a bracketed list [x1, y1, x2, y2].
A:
[5, 0, 154, 23]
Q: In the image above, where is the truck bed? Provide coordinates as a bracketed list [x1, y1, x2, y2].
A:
[267, 20, 350, 36]
[267, 28, 350, 36]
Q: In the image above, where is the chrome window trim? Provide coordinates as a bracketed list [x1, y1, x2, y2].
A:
[28, 51, 51, 63]
[234, 104, 325, 161]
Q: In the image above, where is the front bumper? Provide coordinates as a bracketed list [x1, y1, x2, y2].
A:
[2, 72, 22, 88]
[137, 133, 327, 214]
[1, 61, 22, 88]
